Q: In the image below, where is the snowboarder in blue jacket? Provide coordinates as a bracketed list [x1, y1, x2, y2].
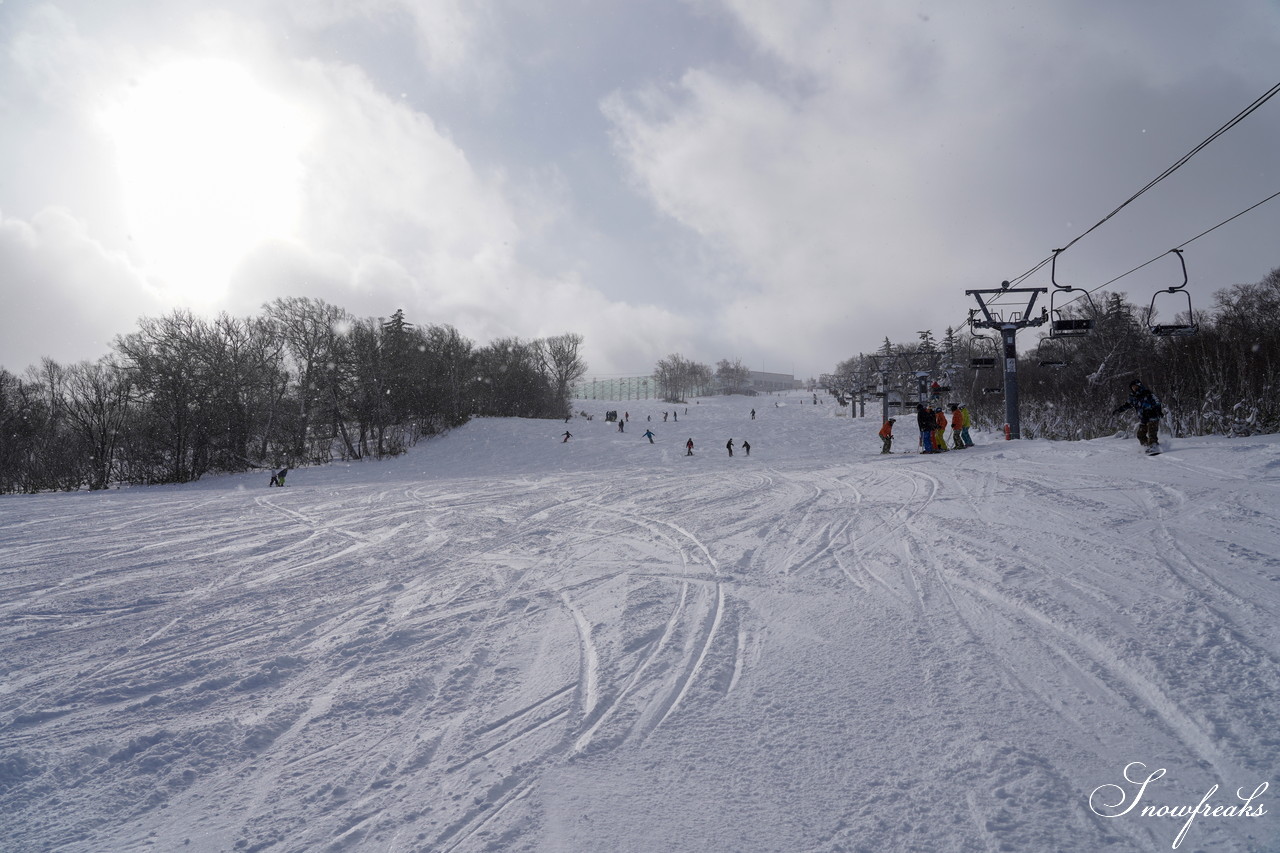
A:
[1113, 380, 1164, 453]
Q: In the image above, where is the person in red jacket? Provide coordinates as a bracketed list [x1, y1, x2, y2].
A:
[878, 418, 895, 454]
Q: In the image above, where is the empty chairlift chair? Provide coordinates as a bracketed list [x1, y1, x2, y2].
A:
[1147, 249, 1199, 337]
[1048, 248, 1096, 339]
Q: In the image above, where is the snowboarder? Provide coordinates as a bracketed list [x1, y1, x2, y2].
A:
[879, 418, 895, 454]
[742, 440, 751, 456]
[643, 429, 655, 444]
[269, 467, 288, 487]
[685, 438, 694, 456]
[1113, 379, 1164, 454]
[726, 439, 735, 457]
[959, 405, 975, 447]
[562, 431, 572, 443]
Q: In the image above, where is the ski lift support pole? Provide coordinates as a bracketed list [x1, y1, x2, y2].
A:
[965, 283, 1049, 439]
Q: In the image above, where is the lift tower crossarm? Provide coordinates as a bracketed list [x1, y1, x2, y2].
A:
[964, 286, 1049, 330]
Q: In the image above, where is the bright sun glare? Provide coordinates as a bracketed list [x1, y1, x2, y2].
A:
[104, 59, 307, 303]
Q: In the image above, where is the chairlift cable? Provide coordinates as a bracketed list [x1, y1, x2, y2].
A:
[1000, 79, 1280, 287]
[1052, 186, 1280, 304]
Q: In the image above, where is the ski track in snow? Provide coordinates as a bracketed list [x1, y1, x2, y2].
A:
[2, 394, 1279, 852]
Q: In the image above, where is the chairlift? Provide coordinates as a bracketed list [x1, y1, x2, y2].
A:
[1036, 336, 1070, 369]
[1147, 249, 1198, 337]
[1047, 249, 1096, 339]
[967, 317, 998, 370]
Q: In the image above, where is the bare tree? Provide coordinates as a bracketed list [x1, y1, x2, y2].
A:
[63, 358, 131, 490]
[654, 353, 712, 401]
[715, 358, 751, 394]
[263, 297, 353, 461]
[536, 333, 587, 415]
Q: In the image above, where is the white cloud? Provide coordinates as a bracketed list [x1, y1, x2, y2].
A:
[0, 208, 161, 372]
[2, 0, 1277, 380]
[601, 0, 1280, 371]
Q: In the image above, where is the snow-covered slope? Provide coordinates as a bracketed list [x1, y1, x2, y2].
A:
[3, 393, 1278, 852]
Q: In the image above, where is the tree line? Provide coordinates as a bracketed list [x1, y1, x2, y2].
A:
[0, 297, 587, 493]
[830, 266, 1280, 440]
[652, 355, 753, 401]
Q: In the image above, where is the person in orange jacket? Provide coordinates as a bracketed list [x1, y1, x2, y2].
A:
[949, 404, 966, 449]
[878, 418, 896, 454]
[933, 407, 949, 451]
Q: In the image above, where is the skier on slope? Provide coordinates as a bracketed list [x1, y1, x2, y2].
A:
[879, 418, 895, 454]
[949, 405, 967, 450]
[562, 431, 572, 443]
[1113, 379, 1164, 454]
[269, 467, 289, 487]
[726, 439, 735, 457]
[685, 438, 694, 456]
[742, 440, 751, 456]
[933, 406, 950, 452]
[643, 429, 656, 444]
[958, 404, 975, 448]
[916, 405, 935, 454]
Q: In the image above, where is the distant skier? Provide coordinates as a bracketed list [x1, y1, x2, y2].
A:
[643, 429, 655, 444]
[1113, 379, 1164, 454]
[879, 418, 895, 454]
[269, 467, 288, 487]
[618, 420, 625, 433]
[562, 431, 572, 443]
[742, 440, 751, 456]
[750, 408, 756, 420]
[726, 439, 735, 457]
[685, 438, 694, 456]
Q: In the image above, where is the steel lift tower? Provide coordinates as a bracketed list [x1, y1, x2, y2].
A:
[965, 283, 1049, 439]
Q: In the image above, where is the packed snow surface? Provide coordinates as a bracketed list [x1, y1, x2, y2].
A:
[3, 393, 1278, 852]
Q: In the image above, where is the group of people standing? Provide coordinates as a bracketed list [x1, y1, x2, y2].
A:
[874, 379, 1163, 456]
[916, 403, 974, 453]
[878, 403, 974, 454]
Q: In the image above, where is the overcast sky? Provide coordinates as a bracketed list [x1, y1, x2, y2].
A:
[2, 0, 1277, 379]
